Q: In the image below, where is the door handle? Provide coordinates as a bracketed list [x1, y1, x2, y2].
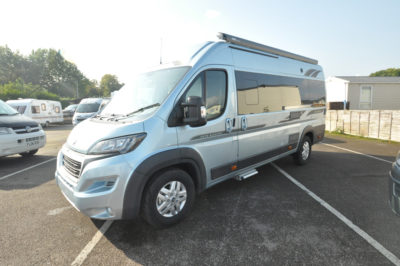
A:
[241, 116, 247, 131]
[225, 118, 232, 133]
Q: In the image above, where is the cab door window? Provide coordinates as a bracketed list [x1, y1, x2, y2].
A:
[184, 70, 227, 120]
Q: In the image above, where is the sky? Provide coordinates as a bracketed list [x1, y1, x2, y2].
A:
[1, 0, 399, 83]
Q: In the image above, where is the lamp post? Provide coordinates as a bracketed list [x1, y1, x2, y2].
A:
[76, 80, 79, 99]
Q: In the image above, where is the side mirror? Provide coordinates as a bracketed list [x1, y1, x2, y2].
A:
[182, 96, 207, 127]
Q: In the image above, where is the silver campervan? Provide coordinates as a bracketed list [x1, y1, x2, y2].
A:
[55, 33, 326, 227]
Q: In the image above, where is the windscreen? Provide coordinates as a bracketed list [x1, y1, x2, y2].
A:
[12, 105, 27, 114]
[101, 66, 190, 116]
[0, 100, 19, 115]
[76, 103, 100, 113]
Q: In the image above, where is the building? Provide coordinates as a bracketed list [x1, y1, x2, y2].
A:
[325, 76, 400, 110]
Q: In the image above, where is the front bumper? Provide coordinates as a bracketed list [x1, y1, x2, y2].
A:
[389, 162, 400, 216]
[55, 147, 134, 219]
[0, 130, 46, 157]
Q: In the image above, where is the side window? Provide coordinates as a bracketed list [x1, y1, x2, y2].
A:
[31, 106, 40, 114]
[41, 103, 46, 111]
[236, 71, 304, 115]
[184, 74, 204, 99]
[183, 70, 227, 120]
[205, 70, 227, 120]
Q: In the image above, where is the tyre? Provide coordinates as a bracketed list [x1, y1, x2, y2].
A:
[142, 168, 195, 228]
[293, 136, 312, 165]
[19, 149, 38, 157]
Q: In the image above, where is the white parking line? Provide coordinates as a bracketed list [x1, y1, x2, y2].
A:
[0, 158, 56, 181]
[272, 163, 400, 266]
[321, 143, 393, 164]
[71, 220, 113, 266]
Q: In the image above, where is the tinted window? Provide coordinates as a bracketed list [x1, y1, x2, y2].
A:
[184, 70, 227, 120]
[13, 105, 26, 114]
[235, 71, 325, 115]
[205, 71, 227, 120]
[76, 103, 100, 113]
[31, 106, 40, 114]
[185, 75, 203, 99]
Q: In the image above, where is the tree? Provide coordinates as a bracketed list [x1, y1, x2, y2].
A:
[99, 74, 124, 97]
[370, 68, 400, 77]
[0, 46, 27, 85]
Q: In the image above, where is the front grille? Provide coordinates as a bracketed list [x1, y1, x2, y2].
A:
[12, 126, 40, 134]
[63, 154, 82, 179]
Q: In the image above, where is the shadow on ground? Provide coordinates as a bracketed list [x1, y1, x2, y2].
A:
[91, 158, 389, 266]
[0, 155, 56, 190]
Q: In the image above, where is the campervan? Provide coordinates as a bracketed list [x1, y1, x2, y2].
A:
[72, 98, 103, 125]
[56, 33, 326, 227]
[0, 99, 46, 157]
[7, 99, 63, 127]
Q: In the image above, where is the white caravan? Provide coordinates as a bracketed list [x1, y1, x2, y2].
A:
[7, 99, 63, 127]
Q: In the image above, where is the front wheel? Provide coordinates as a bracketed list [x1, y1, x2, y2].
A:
[293, 136, 312, 165]
[142, 168, 195, 228]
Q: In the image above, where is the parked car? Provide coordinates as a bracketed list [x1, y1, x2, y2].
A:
[7, 99, 63, 127]
[0, 99, 46, 157]
[389, 151, 400, 215]
[72, 98, 103, 126]
[63, 104, 78, 124]
[55, 32, 326, 228]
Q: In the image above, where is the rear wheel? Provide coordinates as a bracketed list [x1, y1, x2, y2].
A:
[293, 136, 312, 165]
[19, 149, 38, 157]
[142, 168, 195, 228]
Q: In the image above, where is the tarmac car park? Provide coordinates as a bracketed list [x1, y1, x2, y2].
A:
[1, 125, 400, 265]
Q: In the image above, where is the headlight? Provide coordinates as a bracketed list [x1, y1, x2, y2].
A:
[0, 127, 11, 135]
[88, 133, 146, 155]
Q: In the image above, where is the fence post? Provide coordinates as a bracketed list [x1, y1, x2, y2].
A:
[389, 111, 393, 141]
[367, 111, 370, 137]
[350, 111, 352, 134]
[378, 110, 381, 139]
[358, 112, 361, 135]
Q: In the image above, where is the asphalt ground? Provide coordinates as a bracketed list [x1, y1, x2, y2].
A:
[1, 126, 400, 265]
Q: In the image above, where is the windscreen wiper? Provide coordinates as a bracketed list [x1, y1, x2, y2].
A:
[117, 103, 160, 120]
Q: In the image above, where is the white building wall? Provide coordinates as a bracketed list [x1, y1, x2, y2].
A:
[325, 77, 347, 102]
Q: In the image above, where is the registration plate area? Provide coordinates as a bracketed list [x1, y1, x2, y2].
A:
[18, 136, 44, 147]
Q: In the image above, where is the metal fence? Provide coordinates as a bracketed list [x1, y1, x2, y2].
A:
[325, 110, 400, 142]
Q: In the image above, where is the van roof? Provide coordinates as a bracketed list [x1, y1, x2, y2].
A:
[7, 99, 61, 105]
[217, 32, 318, 65]
[7, 99, 36, 104]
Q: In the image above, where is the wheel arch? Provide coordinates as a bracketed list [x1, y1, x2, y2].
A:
[122, 148, 206, 219]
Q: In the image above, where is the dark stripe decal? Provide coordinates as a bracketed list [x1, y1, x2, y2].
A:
[211, 142, 298, 180]
[307, 109, 325, 116]
[188, 119, 314, 144]
[279, 111, 305, 123]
